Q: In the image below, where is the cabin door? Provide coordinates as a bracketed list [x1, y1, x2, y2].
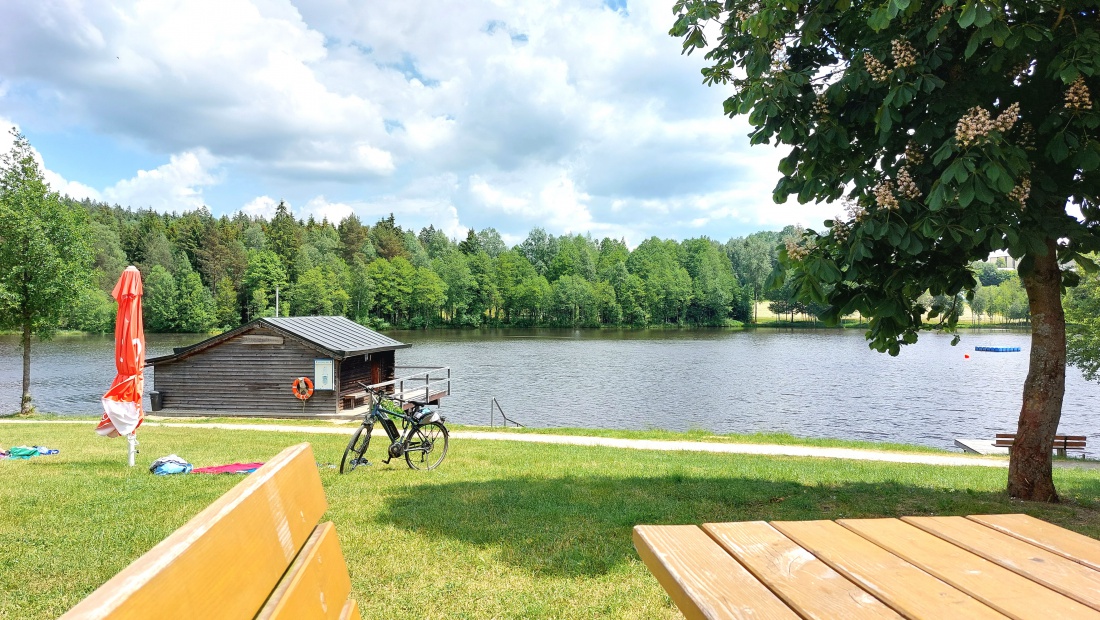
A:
[370, 359, 382, 386]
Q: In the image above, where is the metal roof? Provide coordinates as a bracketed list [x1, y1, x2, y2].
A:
[146, 316, 408, 365]
[261, 316, 409, 357]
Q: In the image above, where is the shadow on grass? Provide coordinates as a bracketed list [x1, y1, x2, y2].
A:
[377, 474, 1100, 578]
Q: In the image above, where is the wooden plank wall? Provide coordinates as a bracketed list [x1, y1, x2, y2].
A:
[337, 351, 396, 410]
[153, 326, 339, 417]
[339, 355, 373, 398]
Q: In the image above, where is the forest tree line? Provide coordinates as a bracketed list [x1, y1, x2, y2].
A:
[49, 199, 1050, 334]
[62, 199, 765, 332]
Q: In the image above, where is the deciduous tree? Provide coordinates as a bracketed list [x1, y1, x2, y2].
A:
[0, 130, 93, 413]
[1066, 255, 1100, 380]
[672, 0, 1100, 500]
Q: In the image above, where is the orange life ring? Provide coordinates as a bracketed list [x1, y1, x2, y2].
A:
[292, 376, 314, 400]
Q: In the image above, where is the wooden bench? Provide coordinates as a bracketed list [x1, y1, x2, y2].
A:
[61, 442, 360, 620]
[994, 433, 1087, 457]
[341, 389, 370, 410]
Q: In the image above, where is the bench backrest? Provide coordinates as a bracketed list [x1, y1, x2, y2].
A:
[61, 442, 359, 620]
[994, 434, 1087, 449]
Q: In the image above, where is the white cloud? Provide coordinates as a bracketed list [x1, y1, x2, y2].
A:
[0, 0, 824, 241]
[240, 195, 280, 219]
[42, 169, 101, 201]
[304, 195, 353, 223]
[469, 175, 530, 214]
[103, 149, 220, 212]
[0, 116, 101, 200]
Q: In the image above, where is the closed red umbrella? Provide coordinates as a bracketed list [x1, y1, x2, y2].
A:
[96, 266, 145, 465]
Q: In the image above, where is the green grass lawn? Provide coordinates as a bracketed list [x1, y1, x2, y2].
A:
[3, 422, 1099, 619]
[136, 414, 955, 454]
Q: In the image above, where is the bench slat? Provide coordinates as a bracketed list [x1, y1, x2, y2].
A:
[257, 521, 354, 620]
[839, 518, 1098, 619]
[339, 599, 362, 620]
[61, 443, 327, 620]
[633, 524, 800, 619]
[702, 521, 901, 620]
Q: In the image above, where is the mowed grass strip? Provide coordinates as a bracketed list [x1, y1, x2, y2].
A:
[64, 413, 958, 454]
[2, 423, 1099, 619]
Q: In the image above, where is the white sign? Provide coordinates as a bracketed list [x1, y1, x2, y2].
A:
[314, 358, 334, 391]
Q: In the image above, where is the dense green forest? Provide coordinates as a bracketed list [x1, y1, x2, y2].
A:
[62, 199, 758, 332]
[55, 198, 1033, 334]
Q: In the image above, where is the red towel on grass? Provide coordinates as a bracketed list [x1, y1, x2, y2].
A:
[191, 462, 264, 474]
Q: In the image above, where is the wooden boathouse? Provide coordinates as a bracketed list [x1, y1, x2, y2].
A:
[146, 316, 447, 418]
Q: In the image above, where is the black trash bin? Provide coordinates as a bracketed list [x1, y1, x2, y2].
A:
[149, 391, 163, 411]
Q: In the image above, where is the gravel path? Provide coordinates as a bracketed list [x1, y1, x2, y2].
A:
[4, 419, 1099, 470]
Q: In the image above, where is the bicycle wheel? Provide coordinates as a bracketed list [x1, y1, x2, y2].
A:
[405, 422, 449, 470]
[340, 422, 373, 474]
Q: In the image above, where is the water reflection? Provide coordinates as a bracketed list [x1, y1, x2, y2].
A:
[1, 328, 1096, 451]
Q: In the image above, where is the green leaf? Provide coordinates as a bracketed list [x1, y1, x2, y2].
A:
[1048, 133, 1070, 163]
[959, 180, 975, 207]
[965, 31, 981, 58]
[879, 106, 894, 133]
[1076, 254, 1100, 274]
[1078, 142, 1100, 171]
[888, 223, 903, 246]
[868, 7, 891, 30]
[1059, 67, 1080, 83]
[958, 2, 977, 28]
[973, 5, 992, 27]
[778, 155, 796, 175]
[920, 218, 935, 237]
[985, 162, 1001, 184]
[928, 182, 946, 210]
[973, 177, 994, 203]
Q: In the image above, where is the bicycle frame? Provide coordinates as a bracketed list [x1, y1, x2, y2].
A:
[369, 398, 411, 444]
[367, 391, 442, 458]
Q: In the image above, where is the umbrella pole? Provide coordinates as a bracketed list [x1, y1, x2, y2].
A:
[127, 432, 138, 467]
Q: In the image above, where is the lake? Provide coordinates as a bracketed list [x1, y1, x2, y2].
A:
[2, 328, 1097, 452]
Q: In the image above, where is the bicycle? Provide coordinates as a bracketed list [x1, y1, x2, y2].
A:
[340, 387, 449, 473]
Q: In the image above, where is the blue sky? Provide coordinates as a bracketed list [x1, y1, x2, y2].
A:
[0, 0, 832, 246]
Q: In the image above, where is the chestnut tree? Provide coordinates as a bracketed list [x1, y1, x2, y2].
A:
[671, 0, 1099, 500]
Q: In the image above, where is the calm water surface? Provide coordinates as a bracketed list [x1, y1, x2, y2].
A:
[2, 328, 1097, 452]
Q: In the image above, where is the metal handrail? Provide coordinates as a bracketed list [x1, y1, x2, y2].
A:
[360, 367, 451, 402]
[491, 398, 523, 428]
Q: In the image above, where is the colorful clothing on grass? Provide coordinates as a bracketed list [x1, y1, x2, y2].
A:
[191, 462, 264, 474]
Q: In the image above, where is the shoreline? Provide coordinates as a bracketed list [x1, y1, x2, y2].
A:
[5, 417, 1097, 470]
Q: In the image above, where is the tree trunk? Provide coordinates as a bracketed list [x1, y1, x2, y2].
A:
[1009, 239, 1065, 502]
[21, 319, 32, 414]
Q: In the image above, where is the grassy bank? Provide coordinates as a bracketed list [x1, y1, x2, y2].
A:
[2, 423, 1099, 619]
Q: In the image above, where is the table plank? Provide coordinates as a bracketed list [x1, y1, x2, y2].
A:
[703, 521, 902, 620]
[633, 525, 799, 619]
[772, 520, 1006, 620]
[904, 516, 1100, 612]
[969, 514, 1100, 572]
[840, 518, 1100, 619]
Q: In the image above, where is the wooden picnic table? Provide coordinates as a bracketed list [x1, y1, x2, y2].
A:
[633, 514, 1100, 619]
